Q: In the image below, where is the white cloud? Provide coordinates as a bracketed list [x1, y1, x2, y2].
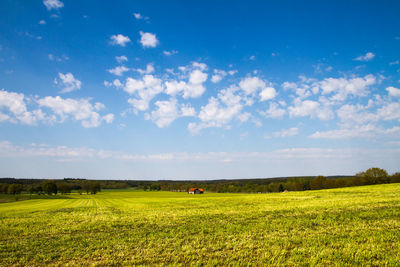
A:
[104, 79, 123, 88]
[163, 50, 178, 56]
[115, 55, 128, 63]
[0, 90, 37, 125]
[228, 70, 238, 76]
[336, 104, 376, 125]
[260, 102, 286, 119]
[288, 99, 332, 120]
[43, 0, 64, 10]
[107, 66, 130, 76]
[102, 113, 114, 124]
[310, 124, 400, 139]
[188, 86, 243, 134]
[165, 80, 187, 95]
[1, 140, 398, 170]
[354, 52, 375, 62]
[259, 87, 277, 101]
[274, 127, 299, 137]
[377, 102, 400, 122]
[211, 69, 227, 83]
[192, 62, 207, 71]
[39, 20, 46, 25]
[239, 77, 276, 101]
[165, 63, 208, 99]
[133, 13, 142, 19]
[55, 72, 82, 93]
[318, 74, 376, 101]
[147, 98, 195, 128]
[135, 63, 154, 74]
[124, 75, 163, 111]
[386, 86, 400, 97]
[38, 96, 113, 128]
[282, 74, 376, 102]
[389, 60, 399, 66]
[0, 89, 112, 128]
[139, 31, 159, 48]
[110, 34, 131, 47]
[189, 69, 207, 84]
[249, 55, 256, 60]
[48, 54, 69, 62]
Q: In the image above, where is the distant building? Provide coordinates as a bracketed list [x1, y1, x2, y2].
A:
[188, 188, 204, 194]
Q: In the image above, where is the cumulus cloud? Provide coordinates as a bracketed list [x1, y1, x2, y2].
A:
[354, 52, 375, 61]
[139, 31, 159, 48]
[107, 66, 130, 76]
[43, 0, 64, 10]
[288, 99, 333, 120]
[0, 90, 38, 125]
[377, 102, 400, 122]
[48, 54, 69, 62]
[115, 55, 128, 63]
[110, 34, 131, 47]
[260, 102, 286, 119]
[54, 72, 81, 93]
[282, 74, 376, 102]
[163, 50, 178, 56]
[165, 62, 208, 98]
[238, 76, 276, 102]
[318, 74, 376, 101]
[133, 13, 143, 19]
[124, 75, 163, 111]
[38, 96, 114, 128]
[211, 69, 227, 83]
[0, 89, 113, 128]
[239, 77, 266, 95]
[147, 98, 195, 128]
[228, 70, 238, 76]
[104, 79, 123, 88]
[188, 86, 244, 134]
[135, 63, 154, 74]
[259, 87, 277, 101]
[39, 20, 46, 25]
[274, 127, 299, 137]
[133, 13, 149, 20]
[386, 86, 400, 97]
[310, 124, 400, 139]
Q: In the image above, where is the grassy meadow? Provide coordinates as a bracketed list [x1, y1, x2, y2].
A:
[1, 184, 400, 266]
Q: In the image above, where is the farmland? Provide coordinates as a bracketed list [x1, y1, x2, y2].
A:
[1, 184, 400, 265]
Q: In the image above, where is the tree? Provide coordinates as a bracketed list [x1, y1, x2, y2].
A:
[42, 181, 57, 195]
[0, 183, 9, 194]
[278, 184, 284, 192]
[7, 184, 23, 195]
[90, 182, 101, 194]
[310, 176, 327, 190]
[82, 182, 91, 194]
[390, 172, 400, 183]
[359, 167, 389, 185]
[57, 182, 72, 194]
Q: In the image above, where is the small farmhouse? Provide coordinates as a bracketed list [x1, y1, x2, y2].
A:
[188, 188, 204, 194]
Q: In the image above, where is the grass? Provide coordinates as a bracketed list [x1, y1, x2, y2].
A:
[1, 184, 400, 265]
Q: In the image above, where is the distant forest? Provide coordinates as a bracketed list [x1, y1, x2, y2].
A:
[1, 168, 399, 195]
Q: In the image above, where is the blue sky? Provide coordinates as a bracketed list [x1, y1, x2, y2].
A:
[0, 0, 399, 179]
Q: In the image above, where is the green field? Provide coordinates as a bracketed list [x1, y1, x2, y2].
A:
[1, 184, 400, 266]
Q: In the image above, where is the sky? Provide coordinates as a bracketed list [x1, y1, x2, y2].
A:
[0, 0, 400, 180]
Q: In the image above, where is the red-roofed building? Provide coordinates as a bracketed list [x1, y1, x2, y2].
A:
[188, 188, 204, 194]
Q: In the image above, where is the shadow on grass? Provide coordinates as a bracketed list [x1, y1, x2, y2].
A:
[0, 193, 72, 203]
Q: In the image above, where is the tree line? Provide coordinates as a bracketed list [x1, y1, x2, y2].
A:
[1, 168, 399, 195]
[129, 168, 400, 193]
[0, 180, 101, 195]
